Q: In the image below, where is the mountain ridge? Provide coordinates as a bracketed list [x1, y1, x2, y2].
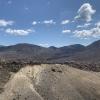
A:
[0, 40, 100, 72]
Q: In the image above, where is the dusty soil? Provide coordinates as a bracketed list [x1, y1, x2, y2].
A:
[0, 64, 100, 100]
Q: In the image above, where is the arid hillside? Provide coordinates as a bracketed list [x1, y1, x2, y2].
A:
[0, 40, 100, 71]
[0, 64, 100, 100]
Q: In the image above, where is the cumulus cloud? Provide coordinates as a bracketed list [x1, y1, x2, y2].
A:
[77, 23, 91, 28]
[5, 28, 34, 36]
[0, 19, 14, 27]
[32, 21, 37, 25]
[75, 3, 96, 22]
[32, 21, 41, 25]
[95, 22, 100, 27]
[61, 20, 70, 25]
[62, 30, 71, 34]
[73, 30, 92, 38]
[43, 20, 56, 24]
[73, 22, 100, 38]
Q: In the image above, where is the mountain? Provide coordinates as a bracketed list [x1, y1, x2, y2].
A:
[47, 40, 100, 62]
[47, 40, 100, 71]
[0, 40, 100, 71]
[0, 41, 100, 100]
[0, 43, 85, 63]
[70, 40, 100, 63]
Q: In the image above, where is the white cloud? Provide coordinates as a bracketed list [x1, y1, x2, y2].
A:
[32, 21, 37, 25]
[73, 30, 92, 38]
[32, 20, 56, 25]
[75, 3, 96, 22]
[43, 20, 56, 24]
[62, 30, 71, 34]
[5, 28, 34, 36]
[95, 22, 100, 27]
[39, 43, 49, 47]
[74, 23, 100, 38]
[77, 23, 91, 28]
[0, 19, 14, 27]
[61, 20, 70, 25]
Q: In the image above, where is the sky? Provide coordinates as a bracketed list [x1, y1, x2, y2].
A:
[0, 0, 100, 47]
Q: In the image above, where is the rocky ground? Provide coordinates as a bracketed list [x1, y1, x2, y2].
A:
[0, 64, 100, 100]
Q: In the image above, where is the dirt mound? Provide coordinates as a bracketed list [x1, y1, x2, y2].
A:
[0, 64, 100, 100]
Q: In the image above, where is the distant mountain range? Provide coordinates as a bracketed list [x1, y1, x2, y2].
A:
[0, 40, 100, 66]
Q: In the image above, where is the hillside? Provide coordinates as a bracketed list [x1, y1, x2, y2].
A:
[0, 40, 100, 71]
[1, 64, 100, 100]
[0, 40, 99, 64]
[64, 40, 100, 63]
[0, 40, 100, 100]
[0, 43, 85, 63]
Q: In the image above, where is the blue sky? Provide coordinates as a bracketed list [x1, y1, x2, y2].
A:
[0, 0, 100, 47]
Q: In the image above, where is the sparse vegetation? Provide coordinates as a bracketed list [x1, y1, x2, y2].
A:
[0, 40, 100, 100]
[1, 64, 100, 100]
